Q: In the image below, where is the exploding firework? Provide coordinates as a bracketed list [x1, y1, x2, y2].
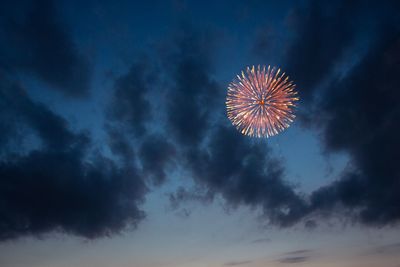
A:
[226, 65, 299, 138]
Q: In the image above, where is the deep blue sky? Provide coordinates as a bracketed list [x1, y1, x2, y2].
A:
[0, 0, 399, 266]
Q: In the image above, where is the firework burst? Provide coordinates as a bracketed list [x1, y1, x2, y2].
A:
[226, 65, 299, 138]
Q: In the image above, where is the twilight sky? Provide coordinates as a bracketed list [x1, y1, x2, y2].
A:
[0, 0, 400, 266]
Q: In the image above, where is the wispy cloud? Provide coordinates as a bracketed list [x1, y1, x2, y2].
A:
[251, 237, 271, 244]
[224, 260, 252, 266]
[278, 256, 309, 264]
[284, 249, 312, 255]
[366, 242, 400, 256]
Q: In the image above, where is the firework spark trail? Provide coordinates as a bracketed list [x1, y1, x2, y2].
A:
[226, 65, 299, 138]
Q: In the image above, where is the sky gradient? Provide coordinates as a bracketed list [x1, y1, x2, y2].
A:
[0, 0, 400, 266]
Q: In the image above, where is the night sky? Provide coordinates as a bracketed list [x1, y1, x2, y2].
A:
[0, 0, 400, 266]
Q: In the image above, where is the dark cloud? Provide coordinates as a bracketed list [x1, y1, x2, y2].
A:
[278, 256, 309, 264]
[107, 59, 176, 186]
[161, 28, 221, 146]
[284, 0, 358, 102]
[304, 219, 317, 230]
[106, 125, 135, 164]
[309, 29, 400, 225]
[0, 76, 77, 151]
[107, 60, 155, 137]
[160, 28, 309, 227]
[0, 148, 146, 240]
[0, 77, 147, 241]
[187, 126, 309, 227]
[280, 0, 400, 226]
[0, 0, 91, 96]
[236, 0, 400, 228]
[168, 186, 213, 210]
[2, 0, 400, 242]
[174, 208, 192, 219]
[139, 135, 176, 185]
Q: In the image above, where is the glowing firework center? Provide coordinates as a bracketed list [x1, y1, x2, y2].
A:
[226, 65, 299, 138]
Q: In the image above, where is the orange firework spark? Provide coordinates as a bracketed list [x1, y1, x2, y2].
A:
[226, 65, 299, 138]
